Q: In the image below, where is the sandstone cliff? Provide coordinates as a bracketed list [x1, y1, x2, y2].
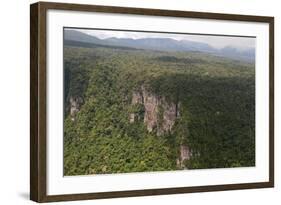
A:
[130, 86, 180, 136]
[129, 86, 191, 168]
[69, 96, 83, 121]
[177, 145, 191, 168]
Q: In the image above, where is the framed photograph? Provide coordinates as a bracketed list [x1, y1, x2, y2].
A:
[30, 1, 274, 202]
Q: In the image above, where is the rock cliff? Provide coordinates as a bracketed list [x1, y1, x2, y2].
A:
[130, 86, 180, 136]
[69, 96, 83, 121]
[177, 145, 191, 168]
[129, 86, 191, 168]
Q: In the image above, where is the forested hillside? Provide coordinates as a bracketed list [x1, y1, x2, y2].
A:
[63, 38, 255, 176]
[64, 30, 255, 62]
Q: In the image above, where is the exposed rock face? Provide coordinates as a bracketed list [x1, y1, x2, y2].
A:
[177, 145, 191, 169]
[129, 87, 191, 167]
[160, 100, 180, 135]
[70, 96, 83, 121]
[129, 92, 144, 123]
[132, 91, 143, 104]
[180, 145, 191, 162]
[142, 88, 159, 132]
[129, 113, 135, 123]
[130, 86, 180, 135]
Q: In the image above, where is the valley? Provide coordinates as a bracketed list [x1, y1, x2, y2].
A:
[63, 30, 255, 175]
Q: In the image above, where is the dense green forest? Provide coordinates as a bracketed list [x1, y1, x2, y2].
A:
[63, 40, 255, 176]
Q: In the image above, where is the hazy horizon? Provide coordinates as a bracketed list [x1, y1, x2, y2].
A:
[66, 28, 256, 50]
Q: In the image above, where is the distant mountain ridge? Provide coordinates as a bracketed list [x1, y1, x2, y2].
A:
[64, 29, 255, 62]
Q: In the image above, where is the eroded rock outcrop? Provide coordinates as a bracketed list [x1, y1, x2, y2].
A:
[142, 88, 159, 133]
[159, 99, 180, 135]
[70, 96, 83, 121]
[176, 145, 191, 169]
[132, 91, 143, 104]
[129, 91, 144, 123]
[130, 86, 180, 136]
[129, 86, 191, 168]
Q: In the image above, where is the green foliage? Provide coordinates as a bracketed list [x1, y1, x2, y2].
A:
[63, 43, 255, 175]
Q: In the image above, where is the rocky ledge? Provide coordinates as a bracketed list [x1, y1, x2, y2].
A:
[69, 96, 83, 121]
[129, 86, 180, 136]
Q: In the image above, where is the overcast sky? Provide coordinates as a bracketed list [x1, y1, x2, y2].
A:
[74, 28, 256, 49]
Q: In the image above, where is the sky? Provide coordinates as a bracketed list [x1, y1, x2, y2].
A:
[75, 28, 256, 50]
